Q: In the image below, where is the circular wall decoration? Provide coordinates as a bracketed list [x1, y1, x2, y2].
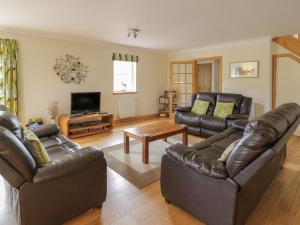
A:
[53, 54, 88, 84]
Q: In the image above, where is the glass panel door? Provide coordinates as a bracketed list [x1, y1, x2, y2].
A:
[169, 61, 196, 117]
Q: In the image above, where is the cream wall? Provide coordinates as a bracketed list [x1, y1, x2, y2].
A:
[272, 43, 300, 135]
[168, 39, 273, 117]
[0, 33, 168, 123]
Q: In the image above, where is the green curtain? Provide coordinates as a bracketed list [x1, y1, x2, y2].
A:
[112, 53, 138, 62]
[0, 39, 19, 115]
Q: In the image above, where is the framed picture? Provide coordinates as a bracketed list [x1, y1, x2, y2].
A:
[230, 61, 259, 78]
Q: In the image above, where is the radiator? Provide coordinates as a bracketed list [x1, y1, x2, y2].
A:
[118, 96, 136, 119]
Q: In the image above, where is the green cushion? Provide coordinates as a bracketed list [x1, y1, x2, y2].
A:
[191, 100, 210, 115]
[24, 129, 50, 167]
[214, 102, 234, 118]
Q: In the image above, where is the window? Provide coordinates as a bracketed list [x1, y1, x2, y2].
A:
[113, 60, 136, 93]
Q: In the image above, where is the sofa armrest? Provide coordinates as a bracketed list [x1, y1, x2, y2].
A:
[175, 106, 192, 112]
[232, 119, 248, 130]
[33, 146, 105, 183]
[226, 114, 249, 120]
[29, 124, 60, 138]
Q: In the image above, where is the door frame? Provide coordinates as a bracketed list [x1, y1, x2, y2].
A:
[194, 56, 223, 93]
[272, 53, 300, 109]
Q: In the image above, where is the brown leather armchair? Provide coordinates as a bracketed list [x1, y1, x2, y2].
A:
[0, 105, 107, 225]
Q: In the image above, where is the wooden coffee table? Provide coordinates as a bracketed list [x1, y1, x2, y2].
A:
[123, 122, 188, 164]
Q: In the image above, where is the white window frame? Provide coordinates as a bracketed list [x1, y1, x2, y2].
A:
[113, 61, 137, 93]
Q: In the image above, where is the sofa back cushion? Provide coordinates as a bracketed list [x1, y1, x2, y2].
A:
[0, 126, 37, 180]
[217, 93, 243, 114]
[195, 92, 217, 115]
[240, 97, 252, 114]
[0, 109, 23, 140]
[226, 103, 300, 177]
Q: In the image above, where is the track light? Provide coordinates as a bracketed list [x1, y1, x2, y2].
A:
[127, 28, 140, 38]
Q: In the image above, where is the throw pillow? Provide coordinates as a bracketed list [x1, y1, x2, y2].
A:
[214, 102, 234, 118]
[218, 139, 240, 162]
[24, 129, 50, 167]
[191, 100, 209, 115]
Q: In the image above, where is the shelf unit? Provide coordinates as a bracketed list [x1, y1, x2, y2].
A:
[159, 91, 177, 117]
[58, 113, 114, 138]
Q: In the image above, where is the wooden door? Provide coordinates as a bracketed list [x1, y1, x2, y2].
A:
[169, 61, 196, 117]
[197, 64, 212, 92]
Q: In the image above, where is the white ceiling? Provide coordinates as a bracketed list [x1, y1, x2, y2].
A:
[0, 0, 300, 51]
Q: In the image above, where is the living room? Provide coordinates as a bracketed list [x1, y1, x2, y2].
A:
[1, 1, 300, 225]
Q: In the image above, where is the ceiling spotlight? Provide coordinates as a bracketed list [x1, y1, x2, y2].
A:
[127, 28, 140, 38]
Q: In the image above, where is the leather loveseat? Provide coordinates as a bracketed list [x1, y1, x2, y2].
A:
[0, 105, 107, 225]
[161, 103, 300, 225]
[175, 92, 252, 137]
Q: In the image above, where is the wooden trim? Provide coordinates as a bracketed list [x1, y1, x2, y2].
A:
[274, 53, 300, 64]
[114, 114, 159, 125]
[273, 36, 300, 57]
[169, 60, 194, 64]
[272, 53, 300, 109]
[112, 91, 137, 95]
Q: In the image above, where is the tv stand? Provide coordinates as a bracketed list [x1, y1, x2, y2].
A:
[58, 113, 114, 138]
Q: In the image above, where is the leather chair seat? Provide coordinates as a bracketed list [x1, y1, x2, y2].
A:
[200, 115, 226, 132]
[166, 143, 227, 179]
[40, 134, 78, 149]
[212, 132, 242, 150]
[177, 112, 202, 127]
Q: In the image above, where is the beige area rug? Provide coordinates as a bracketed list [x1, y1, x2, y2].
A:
[102, 136, 196, 189]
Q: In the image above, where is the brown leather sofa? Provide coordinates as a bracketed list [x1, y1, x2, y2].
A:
[0, 105, 107, 225]
[161, 103, 300, 225]
[175, 92, 252, 137]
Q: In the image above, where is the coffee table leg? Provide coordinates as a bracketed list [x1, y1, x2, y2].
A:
[183, 130, 188, 146]
[142, 139, 149, 164]
[124, 132, 129, 154]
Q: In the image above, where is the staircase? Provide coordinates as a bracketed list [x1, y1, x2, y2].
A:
[273, 35, 300, 57]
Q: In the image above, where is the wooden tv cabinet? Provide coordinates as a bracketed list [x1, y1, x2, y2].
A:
[58, 113, 114, 138]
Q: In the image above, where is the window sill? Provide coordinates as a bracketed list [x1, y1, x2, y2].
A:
[112, 91, 137, 95]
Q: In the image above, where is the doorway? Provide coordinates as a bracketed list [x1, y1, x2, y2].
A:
[196, 57, 222, 92]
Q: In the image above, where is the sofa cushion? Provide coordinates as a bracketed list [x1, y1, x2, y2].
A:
[217, 93, 243, 114]
[40, 134, 73, 149]
[240, 97, 252, 114]
[201, 115, 226, 132]
[24, 129, 51, 167]
[176, 112, 202, 126]
[166, 143, 227, 179]
[0, 127, 37, 180]
[218, 139, 240, 162]
[226, 103, 300, 177]
[0, 111, 23, 140]
[29, 124, 60, 138]
[195, 92, 217, 115]
[214, 102, 234, 118]
[191, 100, 209, 115]
[212, 132, 242, 150]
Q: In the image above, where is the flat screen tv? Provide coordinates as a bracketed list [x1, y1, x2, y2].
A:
[71, 92, 101, 114]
